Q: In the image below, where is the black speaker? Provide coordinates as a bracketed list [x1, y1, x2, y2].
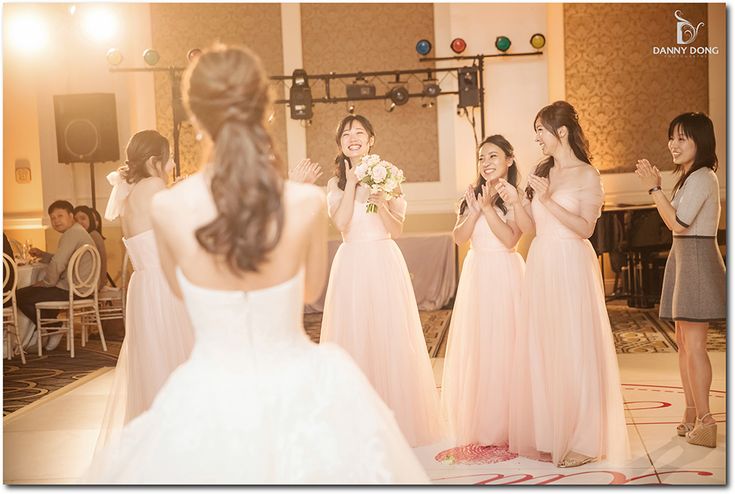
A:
[457, 67, 480, 108]
[53, 93, 120, 163]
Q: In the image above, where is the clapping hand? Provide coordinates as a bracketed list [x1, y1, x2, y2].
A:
[528, 175, 551, 203]
[344, 159, 358, 188]
[464, 185, 481, 215]
[477, 183, 494, 212]
[496, 178, 519, 205]
[289, 158, 323, 184]
[28, 247, 44, 258]
[634, 159, 662, 190]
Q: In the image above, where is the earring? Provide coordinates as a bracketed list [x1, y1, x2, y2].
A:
[195, 131, 204, 141]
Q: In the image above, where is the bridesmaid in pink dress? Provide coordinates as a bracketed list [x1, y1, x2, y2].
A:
[320, 115, 444, 447]
[441, 135, 525, 447]
[93, 131, 195, 454]
[498, 101, 628, 468]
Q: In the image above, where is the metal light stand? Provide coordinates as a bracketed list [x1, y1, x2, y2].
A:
[418, 51, 544, 140]
[109, 66, 186, 179]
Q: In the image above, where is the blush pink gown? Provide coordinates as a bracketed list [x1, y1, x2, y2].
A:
[93, 230, 195, 454]
[508, 169, 629, 466]
[320, 180, 444, 447]
[441, 207, 525, 446]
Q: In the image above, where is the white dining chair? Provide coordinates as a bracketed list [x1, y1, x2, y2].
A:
[3, 253, 26, 364]
[35, 244, 107, 358]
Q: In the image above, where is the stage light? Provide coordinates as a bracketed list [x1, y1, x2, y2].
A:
[530, 33, 546, 50]
[143, 49, 160, 66]
[8, 13, 49, 54]
[386, 101, 396, 113]
[68, 5, 76, 16]
[81, 7, 117, 42]
[450, 38, 467, 54]
[187, 48, 202, 63]
[415, 39, 432, 56]
[289, 69, 313, 120]
[495, 36, 511, 52]
[346, 80, 376, 100]
[106, 48, 123, 66]
[388, 85, 409, 106]
[346, 102, 356, 115]
[423, 79, 441, 97]
[457, 67, 480, 108]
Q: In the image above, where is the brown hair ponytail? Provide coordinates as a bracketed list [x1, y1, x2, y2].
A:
[182, 44, 285, 274]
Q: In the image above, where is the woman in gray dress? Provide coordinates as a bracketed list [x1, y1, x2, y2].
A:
[635, 112, 724, 449]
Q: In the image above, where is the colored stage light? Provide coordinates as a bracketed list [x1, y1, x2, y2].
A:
[187, 48, 202, 62]
[530, 33, 546, 50]
[415, 39, 432, 56]
[495, 36, 511, 52]
[450, 38, 466, 54]
[143, 49, 160, 66]
[106, 48, 123, 66]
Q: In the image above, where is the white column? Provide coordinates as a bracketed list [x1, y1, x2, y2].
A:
[280, 3, 308, 169]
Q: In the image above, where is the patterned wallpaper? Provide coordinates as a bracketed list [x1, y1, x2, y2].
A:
[301, 3, 439, 184]
[150, 3, 287, 175]
[565, 3, 709, 173]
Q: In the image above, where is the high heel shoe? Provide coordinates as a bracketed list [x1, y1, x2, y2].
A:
[558, 451, 596, 468]
[686, 412, 717, 448]
[677, 406, 696, 437]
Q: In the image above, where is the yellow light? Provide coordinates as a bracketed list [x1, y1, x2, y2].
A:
[8, 13, 49, 54]
[81, 7, 117, 42]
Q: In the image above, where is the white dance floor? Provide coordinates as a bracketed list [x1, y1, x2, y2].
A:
[3, 353, 726, 485]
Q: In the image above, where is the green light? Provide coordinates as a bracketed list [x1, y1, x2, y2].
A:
[495, 36, 511, 52]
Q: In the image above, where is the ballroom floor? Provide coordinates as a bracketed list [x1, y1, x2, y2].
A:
[3, 352, 726, 485]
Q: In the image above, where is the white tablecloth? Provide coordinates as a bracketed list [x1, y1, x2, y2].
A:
[305, 232, 457, 313]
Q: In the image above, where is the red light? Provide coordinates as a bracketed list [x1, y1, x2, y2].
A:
[451, 38, 467, 54]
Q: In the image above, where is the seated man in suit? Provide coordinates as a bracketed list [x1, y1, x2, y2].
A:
[17, 200, 95, 351]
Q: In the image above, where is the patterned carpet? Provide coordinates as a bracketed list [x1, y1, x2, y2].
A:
[3, 304, 725, 415]
[3, 321, 124, 416]
[609, 301, 726, 353]
[303, 309, 453, 358]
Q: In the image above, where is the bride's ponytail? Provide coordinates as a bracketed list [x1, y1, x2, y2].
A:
[183, 44, 285, 274]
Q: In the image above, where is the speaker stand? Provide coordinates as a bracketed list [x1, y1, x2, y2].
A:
[89, 162, 96, 211]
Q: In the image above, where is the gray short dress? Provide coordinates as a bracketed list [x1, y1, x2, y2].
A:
[659, 168, 726, 322]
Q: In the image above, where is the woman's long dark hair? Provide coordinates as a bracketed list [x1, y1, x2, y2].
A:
[73, 206, 106, 239]
[183, 44, 285, 274]
[459, 135, 519, 215]
[668, 112, 718, 196]
[526, 100, 592, 201]
[333, 114, 375, 191]
[121, 130, 170, 185]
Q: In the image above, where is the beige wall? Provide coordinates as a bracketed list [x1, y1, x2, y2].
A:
[149, 3, 288, 174]
[301, 3, 440, 185]
[3, 3, 726, 286]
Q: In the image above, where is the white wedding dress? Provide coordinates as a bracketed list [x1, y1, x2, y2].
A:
[84, 267, 428, 484]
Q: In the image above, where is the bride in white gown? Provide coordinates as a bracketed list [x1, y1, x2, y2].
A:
[84, 44, 428, 484]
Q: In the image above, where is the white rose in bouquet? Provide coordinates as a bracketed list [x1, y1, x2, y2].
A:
[357, 154, 406, 213]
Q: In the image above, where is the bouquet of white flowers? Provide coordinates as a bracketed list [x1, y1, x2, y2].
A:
[353, 154, 406, 213]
